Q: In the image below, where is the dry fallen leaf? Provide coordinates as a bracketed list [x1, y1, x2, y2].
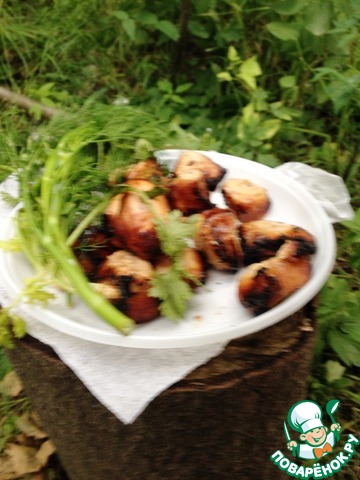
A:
[0, 454, 16, 480]
[0, 410, 56, 480]
[35, 439, 56, 466]
[0, 438, 56, 479]
[15, 414, 48, 440]
[5, 443, 41, 476]
[0, 371, 23, 397]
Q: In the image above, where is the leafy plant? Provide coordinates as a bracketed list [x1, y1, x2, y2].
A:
[316, 275, 360, 367]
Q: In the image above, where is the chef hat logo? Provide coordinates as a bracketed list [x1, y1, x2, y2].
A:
[288, 400, 324, 434]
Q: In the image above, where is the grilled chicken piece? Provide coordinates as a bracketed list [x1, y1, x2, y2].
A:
[222, 178, 270, 222]
[169, 169, 214, 215]
[240, 220, 317, 265]
[108, 158, 169, 187]
[174, 150, 226, 191]
[238, 240, 312, 315]
[195, 207, 243, 272]
[124, 158, 164, 181]
[105, 179, 171, 261]
[155, 247, 206, 288]
[96, 250, 160, 323]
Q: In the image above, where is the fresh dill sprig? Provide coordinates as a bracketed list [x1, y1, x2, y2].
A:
[0, 276, 55, 347]
[0, 104, 175, 341]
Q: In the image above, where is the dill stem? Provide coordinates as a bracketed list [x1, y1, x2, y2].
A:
[41, 237, 135, 334]
[66, 198, 109, 247]
[20, 140, 135, 335]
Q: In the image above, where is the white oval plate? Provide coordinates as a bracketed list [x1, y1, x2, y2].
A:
[0, 151, 336, 348]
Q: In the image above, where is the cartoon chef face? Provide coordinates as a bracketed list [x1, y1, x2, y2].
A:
[300, 426, 328, 446]
[288, 400, 326, 445]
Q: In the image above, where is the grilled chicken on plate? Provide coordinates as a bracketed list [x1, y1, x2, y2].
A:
[238, 240, 313, 315]
[105, 179, 170, 261]
[222, 178, 270, 222]
[71, 150, 318, 325]
[94, 250, 160, 323]
[195, 207, 243, 272]
[174, 150, 226, 191]
[240, 220, 316, 264]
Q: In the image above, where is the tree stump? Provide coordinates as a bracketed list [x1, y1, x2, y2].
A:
[6, 302, 317, 480]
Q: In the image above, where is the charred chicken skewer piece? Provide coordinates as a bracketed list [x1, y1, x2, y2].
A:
[168, 169, 214, 215]
[240, 220, 317, 265]
[195, 207, 243, 272]
[94, 250, 160, 323]
[155, 247, 207, 288]
[105, 179, 171, 262]
[222, 178, 270, 222]
[238, 240, 312, 315]
[174, 150, 227, 191]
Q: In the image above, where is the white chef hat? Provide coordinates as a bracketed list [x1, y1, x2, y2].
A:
[288, 400, 324, 433]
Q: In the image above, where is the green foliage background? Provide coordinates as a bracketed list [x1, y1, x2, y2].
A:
[0, 0, 359, 477]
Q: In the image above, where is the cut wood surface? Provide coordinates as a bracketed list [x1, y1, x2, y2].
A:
[6, 302, 317, 480]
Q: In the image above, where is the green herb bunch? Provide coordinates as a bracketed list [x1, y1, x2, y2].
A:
[0, 103, 195, 345]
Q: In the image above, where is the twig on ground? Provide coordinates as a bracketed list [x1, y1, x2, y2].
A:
[0, 86, 60, 119]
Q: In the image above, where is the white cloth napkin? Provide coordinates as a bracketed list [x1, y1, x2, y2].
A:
[0, 175, 226, 424]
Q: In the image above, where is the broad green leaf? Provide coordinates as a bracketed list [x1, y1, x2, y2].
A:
[188, 20, 210, 39]
[122, 18, 136, 41]
[112, 10, 129, 21]
[227, 45, 240, 63]
[170, 94, 185, 105]
[137, 11, 158, 27]
[157, 20, 179, 41]
[175, 83, 193, 94]
[157, 79, 173, 94]
[112, 10, 136, 40]
[257, 119, 281, 140]
[279, 75, 296, 88]
[36, 82, 55, 96]
[325, 360, 346, 384]
[236, 56, 262, 90]
[236, 72, 257, 90]
[217, 71, 233, 82]
[266, 22, 300, 41]
[304, 0, 332, 36]
[269, 102, 299, 121]
[241, 102, 256, 124]
[240, 56, 262, 77]
[272, 0, 308, 15]
[328, 333, 360, 367]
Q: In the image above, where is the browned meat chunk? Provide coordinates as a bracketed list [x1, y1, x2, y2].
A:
[195, 207, 243, 272]
[96, 250, 160, 323]
[238, 240, 312, 315]
[168, 169, 214, 215]
[240, 220, 317, 264]
[124, 158, 165, 181]
[174, 150, 226, 191]
[222, 178, 270, 222]
[105, 179, 171, 261]
[155, 247, 206, 288]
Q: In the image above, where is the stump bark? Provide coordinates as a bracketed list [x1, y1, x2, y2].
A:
[6, 302, 317, 480]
